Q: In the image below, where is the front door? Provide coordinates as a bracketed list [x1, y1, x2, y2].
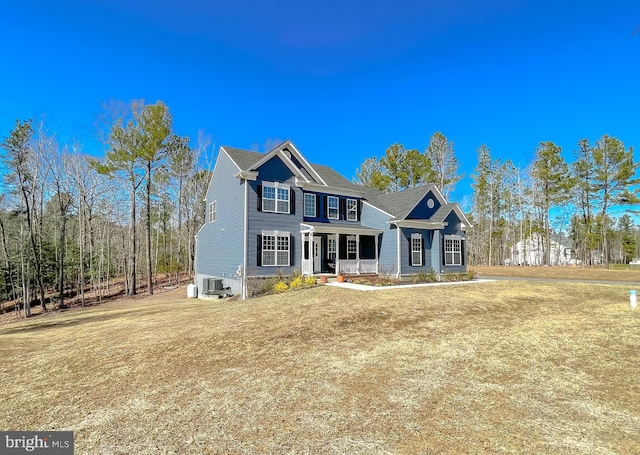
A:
[313, 236, 322, 272]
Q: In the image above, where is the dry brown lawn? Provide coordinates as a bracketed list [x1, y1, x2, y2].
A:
[474, 265, 640, 282]
[1, 281, 639, 454]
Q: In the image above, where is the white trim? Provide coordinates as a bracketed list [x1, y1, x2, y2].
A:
[277, 149, 310, 183]
[242, 180, 248, 300]
[220, 146, 242, 172]
[261, 231, 291, 267]
[285, 141, 328, 185]
[302, 223, 382, 236]
[362, 200, 394, 218]
[262, 181, 290, 214]
[444, 235, 462, 266]
[296, 180, 366, 198]
[234, 170, 258, 181]
[396, 226, 401, 278]
[249, 147, 308, 182]
[395, 185, 447, 220]
[411, 233, 423, 266]
[391, 220, 447, 229]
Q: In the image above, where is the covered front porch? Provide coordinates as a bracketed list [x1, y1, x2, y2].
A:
[300, 223, 382, 276]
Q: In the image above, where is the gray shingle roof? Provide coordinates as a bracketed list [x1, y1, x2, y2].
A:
[222, 145, 359, 191]
[376, 185, 435, 219]
[222, 146, 264, 171]
[310, 163, 358, 189]
[429, 203, 456, 223]
[220, 144, 468, 225]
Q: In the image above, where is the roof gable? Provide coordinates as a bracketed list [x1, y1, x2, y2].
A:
[377, 185, 442, 219]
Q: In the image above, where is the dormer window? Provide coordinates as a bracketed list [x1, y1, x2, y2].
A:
[263, 182, 290, 214]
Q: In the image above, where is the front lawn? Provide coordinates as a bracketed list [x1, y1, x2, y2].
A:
[1, 282, 639, 454]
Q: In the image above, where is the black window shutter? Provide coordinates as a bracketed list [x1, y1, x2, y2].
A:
[257, 234, 262, 266]
[422, 237, 425, 266]
[442, 236, 446, 266]
[289, 189, 295, 214]
[339, 198, 345, 220]
[257, 185, 262, 211]
[323, 196, 328, 219]
[461, 239, 465, 266]
[357, 199, 363, 221]
[290, 235, 295, 266]
[408, 236, 413, 266]
[315, 195, 320, 218]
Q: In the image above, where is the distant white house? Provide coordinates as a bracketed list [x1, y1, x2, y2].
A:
[507, 233, 576, 266]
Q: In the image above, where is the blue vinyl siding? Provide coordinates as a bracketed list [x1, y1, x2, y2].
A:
[406, 190, 441, 219]
[246, 155, 302, 276]
[400, 228, 434, 274]
[303, 192, 362, 225]
[195, 151, 246, 294]
[360, 202, 396, 274]
[440, 211, 467, 273]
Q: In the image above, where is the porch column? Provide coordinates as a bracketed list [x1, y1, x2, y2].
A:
[301, 232, 305, 274]
[335, 232, 340, 275]
[375, 234, 379, 274]
[309, 231, 314, 274]
[356, 234, 360, 275]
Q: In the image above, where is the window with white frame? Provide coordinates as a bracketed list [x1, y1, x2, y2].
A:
[411, 233, 422, 266]
[328, 236, 336, 260]
[304, 193, 316, 217]
[262, 182, 290, 214]
[328, 196, 339, 219]
[347, 236, 357, 260]
[262, 231, 290, 266]
[444, 235, 462, 266]
[209, 200, 216, 223]
[347, 198, 357, 221]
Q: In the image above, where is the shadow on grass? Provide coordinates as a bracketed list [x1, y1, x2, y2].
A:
[0, 305, 149, 335]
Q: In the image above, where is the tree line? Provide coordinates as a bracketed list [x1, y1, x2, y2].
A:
[354, 132, 640, 267]
[0, 100, 211, 316]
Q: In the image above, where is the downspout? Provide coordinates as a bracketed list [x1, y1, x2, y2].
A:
[242, 179, 248, 300]
[396, 224, 401, 279]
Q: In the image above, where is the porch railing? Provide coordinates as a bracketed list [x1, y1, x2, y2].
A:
[338, 259, 377, 275]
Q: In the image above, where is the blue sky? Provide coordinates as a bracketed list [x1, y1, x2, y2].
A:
[1, 0, 639, 206]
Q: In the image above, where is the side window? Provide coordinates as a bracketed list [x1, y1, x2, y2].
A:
[209, 200, 216, 223]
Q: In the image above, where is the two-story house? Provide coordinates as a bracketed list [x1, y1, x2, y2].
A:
[195, 140, 471, 298]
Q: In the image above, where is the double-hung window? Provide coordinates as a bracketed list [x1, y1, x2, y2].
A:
[209, 200, 216, 223]
[263, 182, 290, 214]
[328, 196, 339, 219]
[347, 236, 357, 260]
[262, 231, 290, 266]
[328, 236, 336, 261]
[444, 235, 462, 266]
[304, 193, 316, 217]
[411, 233, 422, 266]
[346, 198, 357, 221]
